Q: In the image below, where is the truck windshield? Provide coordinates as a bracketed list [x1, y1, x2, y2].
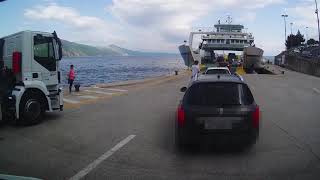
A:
[33, 36, 56, 71]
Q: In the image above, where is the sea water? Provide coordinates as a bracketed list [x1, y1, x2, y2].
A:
[60, 56, 185, 86]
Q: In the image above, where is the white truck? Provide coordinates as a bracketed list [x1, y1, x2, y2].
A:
[0, 31, 63, 125]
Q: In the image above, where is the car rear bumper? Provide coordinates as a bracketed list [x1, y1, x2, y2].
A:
[177, 126, 259, 145]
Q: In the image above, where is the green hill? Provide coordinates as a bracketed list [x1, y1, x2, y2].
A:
[62, 40, 120, 57]
[62, 40, 176, 57]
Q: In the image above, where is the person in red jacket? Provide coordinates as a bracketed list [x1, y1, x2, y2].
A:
[68, 65, 76, 93]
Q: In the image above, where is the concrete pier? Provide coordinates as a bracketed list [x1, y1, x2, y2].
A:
[1, 67, 320, 180]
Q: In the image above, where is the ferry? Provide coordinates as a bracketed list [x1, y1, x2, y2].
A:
[179, 16, 263, 72]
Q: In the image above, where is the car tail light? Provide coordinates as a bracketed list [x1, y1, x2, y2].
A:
[252, 106, 260, 128]
[177, 105, 185, 127]
[12, 51, 22, 74]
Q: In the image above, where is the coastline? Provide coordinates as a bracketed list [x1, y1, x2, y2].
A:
[62, 70, 189, 109]
[92, 70, 189, 88]
[63, 69, 189, 95]
[60, 56, 185, 87]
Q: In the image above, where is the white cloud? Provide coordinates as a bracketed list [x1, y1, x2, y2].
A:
[238, 12, 257, 23]
[108, 0, 284, 36]
[108, 0, 285, 53]
[255, 39, 284, 56]
[244, 0, 285, 9]
[24, 0, 285, 54]
[25, 3, 107, 29]
[24, 3, 126, 46]
[288, 1, 319, 40]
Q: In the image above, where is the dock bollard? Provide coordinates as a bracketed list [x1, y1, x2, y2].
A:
[175, 70, 179, 75]
[74, 84, 81, 92]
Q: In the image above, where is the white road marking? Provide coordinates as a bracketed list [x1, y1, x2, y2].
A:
[78, 95, 98, 99]
[313, 88, 320, 94]
[105, 88, 128, 92]
[63, 98, 80, 104]
[84, 90, 115, 95]
[68, 135, 136, 180]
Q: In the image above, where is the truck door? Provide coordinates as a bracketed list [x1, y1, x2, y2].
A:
[0, 39, 5, 99]
[0, 38, 4, 69]
[33, 35, 58, 85]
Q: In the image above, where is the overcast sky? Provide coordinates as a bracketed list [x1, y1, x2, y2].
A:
[0, 0, 318, 55]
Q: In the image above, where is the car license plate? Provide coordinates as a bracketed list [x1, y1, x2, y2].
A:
[204, 118, 232, 130]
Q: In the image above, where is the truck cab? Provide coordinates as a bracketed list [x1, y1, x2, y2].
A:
[0, 31, 63, 125]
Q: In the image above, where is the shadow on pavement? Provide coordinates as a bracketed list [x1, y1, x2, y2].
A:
[44, 112, 63, 122]
[175, 142, 255, 157]
[0, 112, 63, 128]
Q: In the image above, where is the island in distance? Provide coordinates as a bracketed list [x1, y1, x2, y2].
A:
[62, 40, 177, 57]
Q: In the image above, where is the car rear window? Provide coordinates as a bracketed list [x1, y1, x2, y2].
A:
[206, 69, 230, 74]
[242, 84, 254, 105]
[185, 82, 253, 106]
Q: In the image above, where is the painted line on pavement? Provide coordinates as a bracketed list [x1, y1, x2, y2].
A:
[78, 95, 98, 99]
[63, 98, 80, 104]
[69, 135, 136, 180]
[313, 88, 320, 94]
[92, 87, 127, 92]
[105, 88, 128, 92]
[84, 90, 115, 95]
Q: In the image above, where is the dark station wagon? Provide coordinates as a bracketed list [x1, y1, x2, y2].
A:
[176, 75, 260, 148]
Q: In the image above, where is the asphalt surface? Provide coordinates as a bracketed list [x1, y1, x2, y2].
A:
[1, 68, 320, 180]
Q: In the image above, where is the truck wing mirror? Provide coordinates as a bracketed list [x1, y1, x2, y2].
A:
[53, 31, 63, 61]
[58, 42, 63, 60]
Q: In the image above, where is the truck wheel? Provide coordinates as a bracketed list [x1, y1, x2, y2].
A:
[19, 92, 45, 125]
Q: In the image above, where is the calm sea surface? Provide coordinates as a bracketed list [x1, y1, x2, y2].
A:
[60, 56, 185, 86]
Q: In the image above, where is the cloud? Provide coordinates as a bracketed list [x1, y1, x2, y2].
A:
[288, 1, 319, 39]
[24, 0, 286, 54]
[25, 3, 107, 29]
[255, 38, 284, 55]
[107, 0, 285, 52]
[243, 0, 285, 9]
[238, 12, 257, 23]
[24, 3, 125, 46]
